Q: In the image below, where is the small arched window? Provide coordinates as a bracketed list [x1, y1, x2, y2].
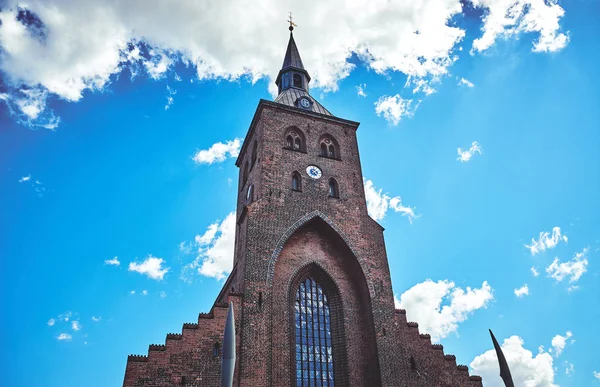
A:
[246, 184, 253, 204]
[242, 161, 249, 184]
[283, 74, 290, 88]
[328, 178, 339, 198]
[291, 171, 302, 191]
[284, 129, 304, 152]
[320, 137, 338, 159]
[212, 342, 221, 358]
[293, 73, 302, 88]
[251, 140, 258, 168]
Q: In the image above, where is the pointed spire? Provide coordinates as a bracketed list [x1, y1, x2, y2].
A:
[281, 32, 305, 70]
[275, 19, 311, 95]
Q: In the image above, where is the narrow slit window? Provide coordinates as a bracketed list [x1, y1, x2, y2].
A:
[251, 141, 258, 167]
[243, 162, 249, 184]
[292, 172, 302, 191]
[328, 179, 339, 198]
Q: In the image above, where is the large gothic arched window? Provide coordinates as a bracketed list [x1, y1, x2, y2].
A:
[294, 277, 335, 386]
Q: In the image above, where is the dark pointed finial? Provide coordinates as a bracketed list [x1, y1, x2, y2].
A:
[287, 12, 297, 31]
[221, 302, 236, 387]
[489, 329, 515, 387]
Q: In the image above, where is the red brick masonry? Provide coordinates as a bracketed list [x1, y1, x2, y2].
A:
[123, 100, 483, 387]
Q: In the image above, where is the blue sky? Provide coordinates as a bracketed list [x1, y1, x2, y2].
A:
[1, 0, 599, 386]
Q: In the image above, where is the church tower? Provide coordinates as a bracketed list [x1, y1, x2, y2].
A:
[123, 28, 484, 387]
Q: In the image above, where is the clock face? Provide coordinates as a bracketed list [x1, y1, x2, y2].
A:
[306, 165, 322, 179]
[300, 97, 311, 109]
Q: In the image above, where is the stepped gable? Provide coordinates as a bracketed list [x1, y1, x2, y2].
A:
[391, 309, 483, 386]
[122, 293, 242, 387]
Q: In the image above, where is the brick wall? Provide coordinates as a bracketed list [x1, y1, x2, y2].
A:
[122, 101, 483, 387]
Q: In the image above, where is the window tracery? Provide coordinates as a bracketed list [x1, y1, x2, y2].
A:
[294, 277, 335, 386]
[319, 137, 338, 159]
[285, 129, 305, 152]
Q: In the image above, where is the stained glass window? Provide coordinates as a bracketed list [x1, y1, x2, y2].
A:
[294, 277, 334, 387]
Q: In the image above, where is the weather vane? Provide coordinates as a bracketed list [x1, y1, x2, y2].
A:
[287, 12, 298, 31]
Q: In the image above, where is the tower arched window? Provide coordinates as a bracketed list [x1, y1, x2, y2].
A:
[251, 140, 258, 168]
[328, 178, 339, 198]
[319, 137, 338, 159]
[284, 129, 305, 152]
[291, 171, 302, 191]
[293, 73, 302, 88]
[294, 277, 335, 386]
[246, 184, 253, 204]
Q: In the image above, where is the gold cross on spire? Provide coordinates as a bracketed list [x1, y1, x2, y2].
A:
[287, 12, 297, 31]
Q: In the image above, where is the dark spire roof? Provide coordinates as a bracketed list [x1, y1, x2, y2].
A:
[281, 32, 305, 70]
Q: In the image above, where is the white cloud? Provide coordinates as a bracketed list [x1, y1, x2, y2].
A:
[551, 331, 572, 357]
[0, 0, 568, 129]
[470, 335, 557, 387]
[164, 85, 176, 110]
[91, 316, 101, 322]
[374, 94, 415, 125]
[130, 290, 135, 294]
[567, 285, 579, 292]
[457, 141, 483, 162]
[356, 83, 367, 97]
[142, 290, 148, 296]
[458, 77, 474, 87]
[18, 174, 31, 183]
[525, 226, 568, 255]
[71, 320, 81, 331]
[160, 291, 167, 299]
[514, 284, 529, 297]
[565, 361, 574, 376]
[104, 256, 120, 266]
[57, 333, 72, 341]
[546, 248, 588, 283]
[179, 241, 192, 254]
[531, 266, 540, 277]
[397, 279, 493, 342]
[47, 318, 56, 326]
[192, 138, 242, 164]
[470, 0, 569, 53]
[363, 179, 418, 223]
[128, 255, 169, 280]
[58, 311, 72, 322]
[182, 211, 236, 281]
[594, 371, 600, 379]
[412, 78, 437, 95]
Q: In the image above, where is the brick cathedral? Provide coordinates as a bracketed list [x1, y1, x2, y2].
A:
[123, 28, 484, 387]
